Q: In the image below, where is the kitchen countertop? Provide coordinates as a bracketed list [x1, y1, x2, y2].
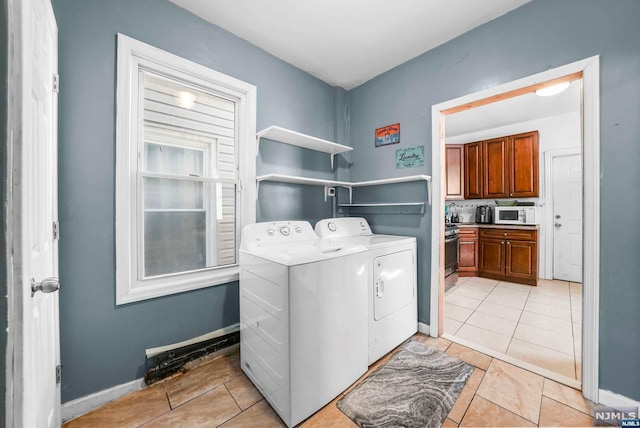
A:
[452, 223, 539, 230]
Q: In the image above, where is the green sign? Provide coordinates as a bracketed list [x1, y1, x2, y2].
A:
[396, 146, 424, 169]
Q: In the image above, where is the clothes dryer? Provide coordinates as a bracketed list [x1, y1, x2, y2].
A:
[315, 217, 417, 364]
[239, 221, 368, 427]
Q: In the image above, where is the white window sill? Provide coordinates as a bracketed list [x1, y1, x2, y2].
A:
[116, 266, 239, 305]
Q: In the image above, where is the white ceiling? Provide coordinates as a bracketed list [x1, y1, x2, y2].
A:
[446, 81, 581, 137]
[169, 0, 531, 90]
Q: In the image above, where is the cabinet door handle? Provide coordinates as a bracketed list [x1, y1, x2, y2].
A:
[501, 241, 505, 244]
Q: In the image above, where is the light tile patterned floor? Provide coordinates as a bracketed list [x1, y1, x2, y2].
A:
[445, 276, 582, 381]
[64, 333, 595, 427]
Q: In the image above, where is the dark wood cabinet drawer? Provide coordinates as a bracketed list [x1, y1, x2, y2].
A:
[458, 227, 478, 238]
[479, 228, 537, 241]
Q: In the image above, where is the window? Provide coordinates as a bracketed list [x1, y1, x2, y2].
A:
[116, 34, 256, 304]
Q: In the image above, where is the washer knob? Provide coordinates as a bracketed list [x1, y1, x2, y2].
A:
[360, 221, 365, 227]
[266, 228, 275, 236]
[280, 226, 290, 236]
[327, 222, 337, 232]
[294, 226, 302, 233]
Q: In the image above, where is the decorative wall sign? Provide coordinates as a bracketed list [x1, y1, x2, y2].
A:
[375, 123, 400, 147]
[396, 146, 424, 169]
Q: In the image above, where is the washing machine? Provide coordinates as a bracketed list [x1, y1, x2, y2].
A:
[315, 217, 417, 364]
[239, 221, 368, 427]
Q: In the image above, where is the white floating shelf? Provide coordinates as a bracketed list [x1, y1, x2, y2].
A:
[256, 173, 432, 205]
[351, 174, 432, 187]
[338, 202, 426, 215]
[256, 173, 349, 188]
[339, 202, 425, 207]
[256, 126, 352, 168]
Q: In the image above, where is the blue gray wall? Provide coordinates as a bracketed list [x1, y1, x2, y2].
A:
[347, 0, 640, 400]
[52, 0, 342, 402]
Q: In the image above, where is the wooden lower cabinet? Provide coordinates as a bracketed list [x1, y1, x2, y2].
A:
[458, 227, 479, 276]
[478, 228, 538, 286]
[505, 241, 537, 281]
[479, 239, 504, 275]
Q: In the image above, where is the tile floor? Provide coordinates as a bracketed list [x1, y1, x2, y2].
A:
[64, 333, 596, 427]
[444, 276, 582, 381]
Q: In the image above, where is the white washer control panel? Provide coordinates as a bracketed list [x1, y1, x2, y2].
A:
[241, 221, 318, 250]
[280, 226, 290, 236]
[315, 217, 373, 238]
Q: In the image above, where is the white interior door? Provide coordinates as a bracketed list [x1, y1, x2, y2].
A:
[20, 0, 60, 425]
[552, 154, 583, 283]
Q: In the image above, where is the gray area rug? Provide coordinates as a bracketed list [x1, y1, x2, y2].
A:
[337, 341, 473, 427]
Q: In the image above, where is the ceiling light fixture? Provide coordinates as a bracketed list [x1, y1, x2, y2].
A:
[535, 82, 571, 97]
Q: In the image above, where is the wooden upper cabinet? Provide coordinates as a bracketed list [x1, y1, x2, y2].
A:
[463, 130, 539, 200]
[445, 144, 464, 199]
[464, 142, 483, 199]
[509, 131, 539, 197]
[483, 136, 509, 198]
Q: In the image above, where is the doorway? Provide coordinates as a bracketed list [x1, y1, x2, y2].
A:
[429, 57, 600, 402]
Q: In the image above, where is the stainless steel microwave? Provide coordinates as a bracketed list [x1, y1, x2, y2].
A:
[493, 206, 536, 225]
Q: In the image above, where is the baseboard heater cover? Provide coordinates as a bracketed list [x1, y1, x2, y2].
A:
[144, 325, 240, 385]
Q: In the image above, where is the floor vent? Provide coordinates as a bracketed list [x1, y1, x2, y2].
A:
[144, 331, 240, 385]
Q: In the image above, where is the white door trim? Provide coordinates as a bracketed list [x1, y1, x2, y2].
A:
[6, 1, 24, 425]
[430, 55, 600, 403]
[543, 147, 581, 280]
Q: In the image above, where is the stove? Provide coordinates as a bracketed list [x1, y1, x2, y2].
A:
[444, 223, 459, 291]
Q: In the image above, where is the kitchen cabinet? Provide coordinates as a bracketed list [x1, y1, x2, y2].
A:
[509, 131, 539, 197]
[462, 130, 539, 199]
[458, 227, 479, 275]
[483, 136, 509, 198]
[464, 142, 483, 199]
[479, 239, 505, 275]
[478, 227, 537, 285]
[445, 144, 464, 199]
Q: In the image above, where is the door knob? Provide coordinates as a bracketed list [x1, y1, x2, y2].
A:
[31, 277, 60, 297]
[555, 223, 562, 228]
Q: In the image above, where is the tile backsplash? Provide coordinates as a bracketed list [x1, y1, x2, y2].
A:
[445, 198, 542, 223]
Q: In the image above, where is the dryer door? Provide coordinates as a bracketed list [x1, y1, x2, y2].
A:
[374, 250, 414, 321]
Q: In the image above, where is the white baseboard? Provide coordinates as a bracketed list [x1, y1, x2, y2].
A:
[417, 322, 430, 335]
[146, 322, 240, 358]
[599, 389, 640, 409]
[62, 377, 145, 422]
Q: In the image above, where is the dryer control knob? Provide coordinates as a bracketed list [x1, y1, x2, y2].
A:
[266, 228, 275, 236]
[280, 226, 290, 236]
[360, 221, 365, 227]
[294, 226, 302, 233]
[327, 222, 337, 232]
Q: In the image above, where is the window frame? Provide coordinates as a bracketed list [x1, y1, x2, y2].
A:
[115, 34, 256, 305]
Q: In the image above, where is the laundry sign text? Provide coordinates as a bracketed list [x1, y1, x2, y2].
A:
[396, 146, 424, 169]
